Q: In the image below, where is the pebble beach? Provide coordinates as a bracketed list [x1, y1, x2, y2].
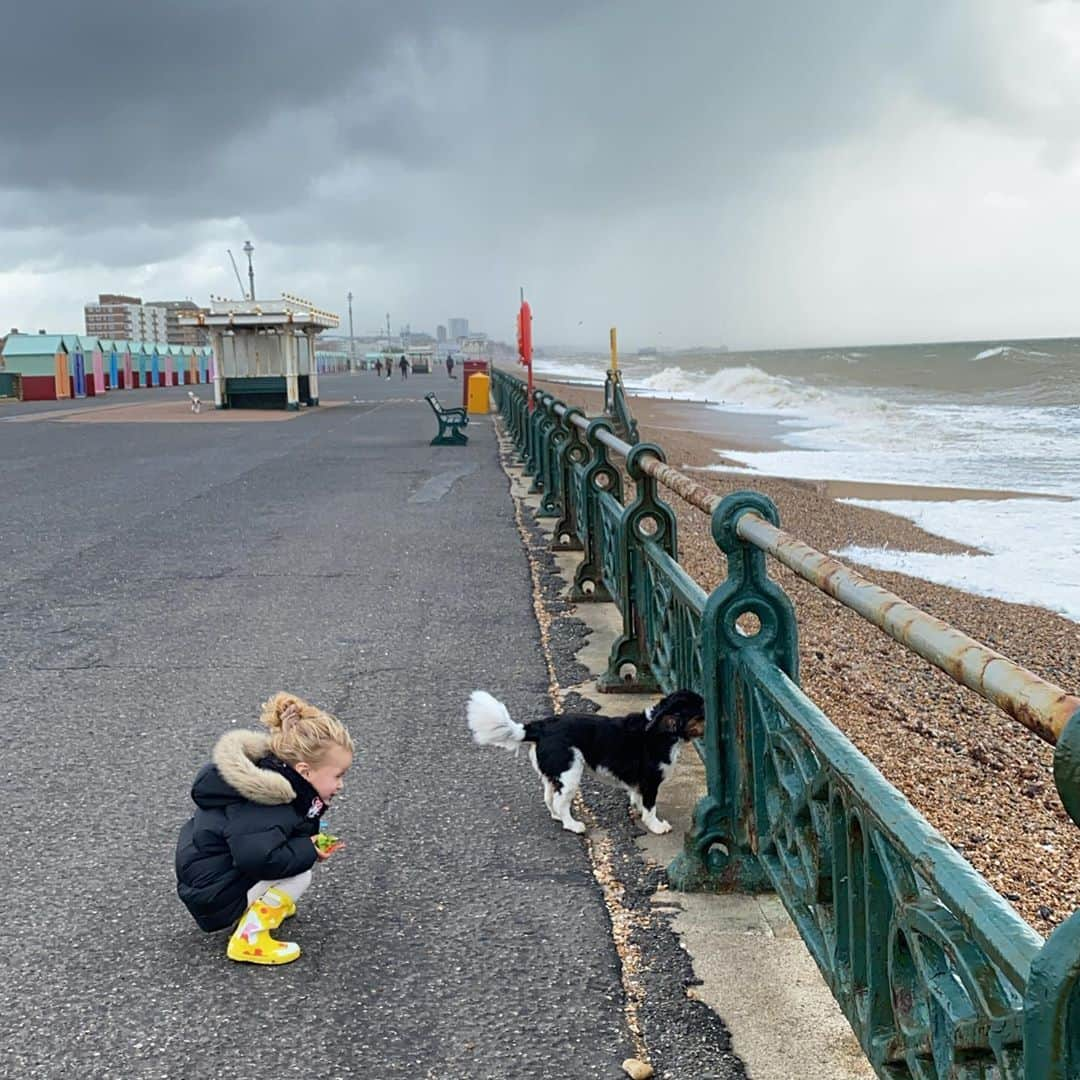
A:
[537, 379, 1080, 935]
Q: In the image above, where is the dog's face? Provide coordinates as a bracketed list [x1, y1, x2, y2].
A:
[647, 689, 705, 740]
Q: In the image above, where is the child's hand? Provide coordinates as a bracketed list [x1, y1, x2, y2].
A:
[312, 834, 343, 861]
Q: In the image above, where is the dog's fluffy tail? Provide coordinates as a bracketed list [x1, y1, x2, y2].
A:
[467, 690, 525, 751]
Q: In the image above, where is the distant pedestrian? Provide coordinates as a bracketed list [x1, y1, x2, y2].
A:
[175, 692, 354, 965]
[399, 354, 409, 380]
[374, 358, 382, 377]
[446, 354, 455, 378]
[386, 357, 392, 379]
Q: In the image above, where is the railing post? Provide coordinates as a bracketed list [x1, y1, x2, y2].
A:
[1024, 706, 1080, 1078]
[504, 377, 524, 455]
[669, 490, 799, 893]
[538, 395, 568, 519]
[526, 390, 546, 492]
[570, 418, 621, 602]
[552, 408, 587, 552]
[535, 394, 561, 517]
[598, 442, 676, 693]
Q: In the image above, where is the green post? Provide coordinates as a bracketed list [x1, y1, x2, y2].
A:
[552, 408, 587, 552]
[570, 418, 621, 603]
[598, 442, 676, 693]
[668, 491, 797, 893]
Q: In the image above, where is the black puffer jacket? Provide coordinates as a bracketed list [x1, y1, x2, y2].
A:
[175, 729, 320, 931]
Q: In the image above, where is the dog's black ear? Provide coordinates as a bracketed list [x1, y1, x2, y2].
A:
[649, 689, 705, 733]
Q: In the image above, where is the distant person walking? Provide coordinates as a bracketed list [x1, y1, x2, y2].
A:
[386, 357, 392, 379]
[399, 355, 409, 380]
[374, 358, 382, 377]
[446, 354, 455, 378]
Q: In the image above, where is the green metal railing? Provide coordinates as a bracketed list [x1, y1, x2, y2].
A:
[492, 367, 1080, 1080]
[603, 367, 640, 444]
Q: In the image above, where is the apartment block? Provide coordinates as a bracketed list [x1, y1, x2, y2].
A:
[148, 300, 211, 346]
[84, 294, 168, 342]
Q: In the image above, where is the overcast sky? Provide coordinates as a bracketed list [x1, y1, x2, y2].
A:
[5, 1, 1080, 350]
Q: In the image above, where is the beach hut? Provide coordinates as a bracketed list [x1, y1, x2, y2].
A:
[178, 345, 195, 385]
[198, 346, 211, 384]
[79, 336, 105, 395]
[105, 340, 118, 389]
[61, 335, 88, 397]
[130, 341, 149, 387]
[118, 340, 135, 388]
[0, 334, 70, 400]
[149, 343, 164, 387]
[161, 344, 175, 387]
[181, 346, 197, 385]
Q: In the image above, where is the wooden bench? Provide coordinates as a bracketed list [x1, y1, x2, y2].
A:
[425, 392, 469, 446]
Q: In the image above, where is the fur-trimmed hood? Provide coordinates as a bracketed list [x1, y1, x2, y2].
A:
[195, 729, 297, 807]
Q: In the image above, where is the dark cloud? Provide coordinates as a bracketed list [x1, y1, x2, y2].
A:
[4, 1, 1080, 346]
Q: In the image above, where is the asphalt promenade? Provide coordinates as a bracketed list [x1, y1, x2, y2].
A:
[0, 371, 637, 1078]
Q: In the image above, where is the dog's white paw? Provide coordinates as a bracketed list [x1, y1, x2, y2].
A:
[646, 818, 672, 835]
[562, 819, 587, 834]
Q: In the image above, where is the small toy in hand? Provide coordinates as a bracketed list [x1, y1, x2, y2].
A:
[314, 831, 342, 854]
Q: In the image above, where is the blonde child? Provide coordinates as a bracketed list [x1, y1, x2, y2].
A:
[175, 692, 354, 965]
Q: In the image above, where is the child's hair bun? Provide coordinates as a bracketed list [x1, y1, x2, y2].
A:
[259, 692, 314, 732]
[257, 691, 354, 765]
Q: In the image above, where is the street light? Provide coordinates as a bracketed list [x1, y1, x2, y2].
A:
[243, 240, 255, 302]
[347, 291, 355, 372]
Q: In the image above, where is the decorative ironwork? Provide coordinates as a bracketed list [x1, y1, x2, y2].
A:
[489, 367, 1080, 1079]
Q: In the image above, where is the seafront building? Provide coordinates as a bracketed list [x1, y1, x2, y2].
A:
[84, 294, 167, 343]
[148, 299, 211, 346]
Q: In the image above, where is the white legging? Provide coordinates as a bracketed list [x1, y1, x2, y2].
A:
[246, 868, 313, 907]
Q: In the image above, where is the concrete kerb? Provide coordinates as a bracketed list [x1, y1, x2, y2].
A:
[499, 429, 875, 1080]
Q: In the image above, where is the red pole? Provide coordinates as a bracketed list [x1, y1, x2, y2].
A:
[519, 299, 533, 412]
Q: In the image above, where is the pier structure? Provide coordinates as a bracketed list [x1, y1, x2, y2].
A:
[181, 294, 338, 410]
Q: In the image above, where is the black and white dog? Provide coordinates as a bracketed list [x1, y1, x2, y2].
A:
[467, 689, 705, 834]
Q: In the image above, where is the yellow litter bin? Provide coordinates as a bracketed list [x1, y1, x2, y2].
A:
[466, 371, 490, 414]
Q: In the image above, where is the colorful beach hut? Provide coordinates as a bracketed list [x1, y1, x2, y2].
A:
[0, 334, 70, 400]
[118, 340, 135, 388]
[129, 341, 148, 387]
[61, 335, 89, 397]
[162, 344, 176, 387]
[181, 346, 198, 385]
[150, 342, 164, 387]
[79, 336, 106, 395]
[104, 340, 121, 390]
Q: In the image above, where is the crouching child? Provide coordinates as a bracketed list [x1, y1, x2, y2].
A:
[175, 692, 353, 964]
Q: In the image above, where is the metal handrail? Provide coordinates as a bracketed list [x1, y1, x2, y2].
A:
[492, 367, 1080, 1077]
[737, 512, 1080, 746]
[543, 391, 1079, 747]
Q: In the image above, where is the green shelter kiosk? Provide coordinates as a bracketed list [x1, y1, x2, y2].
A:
[181, 294, 338, 410]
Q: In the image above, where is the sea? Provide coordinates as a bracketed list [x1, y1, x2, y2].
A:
[534, 340, 1080, 624]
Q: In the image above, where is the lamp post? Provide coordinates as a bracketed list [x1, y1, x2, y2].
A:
[347, 291, 355, 372]
[243, 240, 255, 302]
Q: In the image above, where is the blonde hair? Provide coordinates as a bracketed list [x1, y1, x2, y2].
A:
[258, 692, 354, 767]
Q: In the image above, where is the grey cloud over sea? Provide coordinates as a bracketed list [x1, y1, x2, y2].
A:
[4, 1, 1080, 348]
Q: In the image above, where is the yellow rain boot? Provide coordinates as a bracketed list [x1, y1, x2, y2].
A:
[226, 888, 300, 965]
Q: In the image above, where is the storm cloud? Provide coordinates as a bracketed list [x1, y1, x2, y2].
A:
[4, 1, 1080, 349]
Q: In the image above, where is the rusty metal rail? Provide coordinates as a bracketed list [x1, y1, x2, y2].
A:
[636, 443, 1078, 746]
[552, 397, 1080, 744]
[736, 511, 1080, 746]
